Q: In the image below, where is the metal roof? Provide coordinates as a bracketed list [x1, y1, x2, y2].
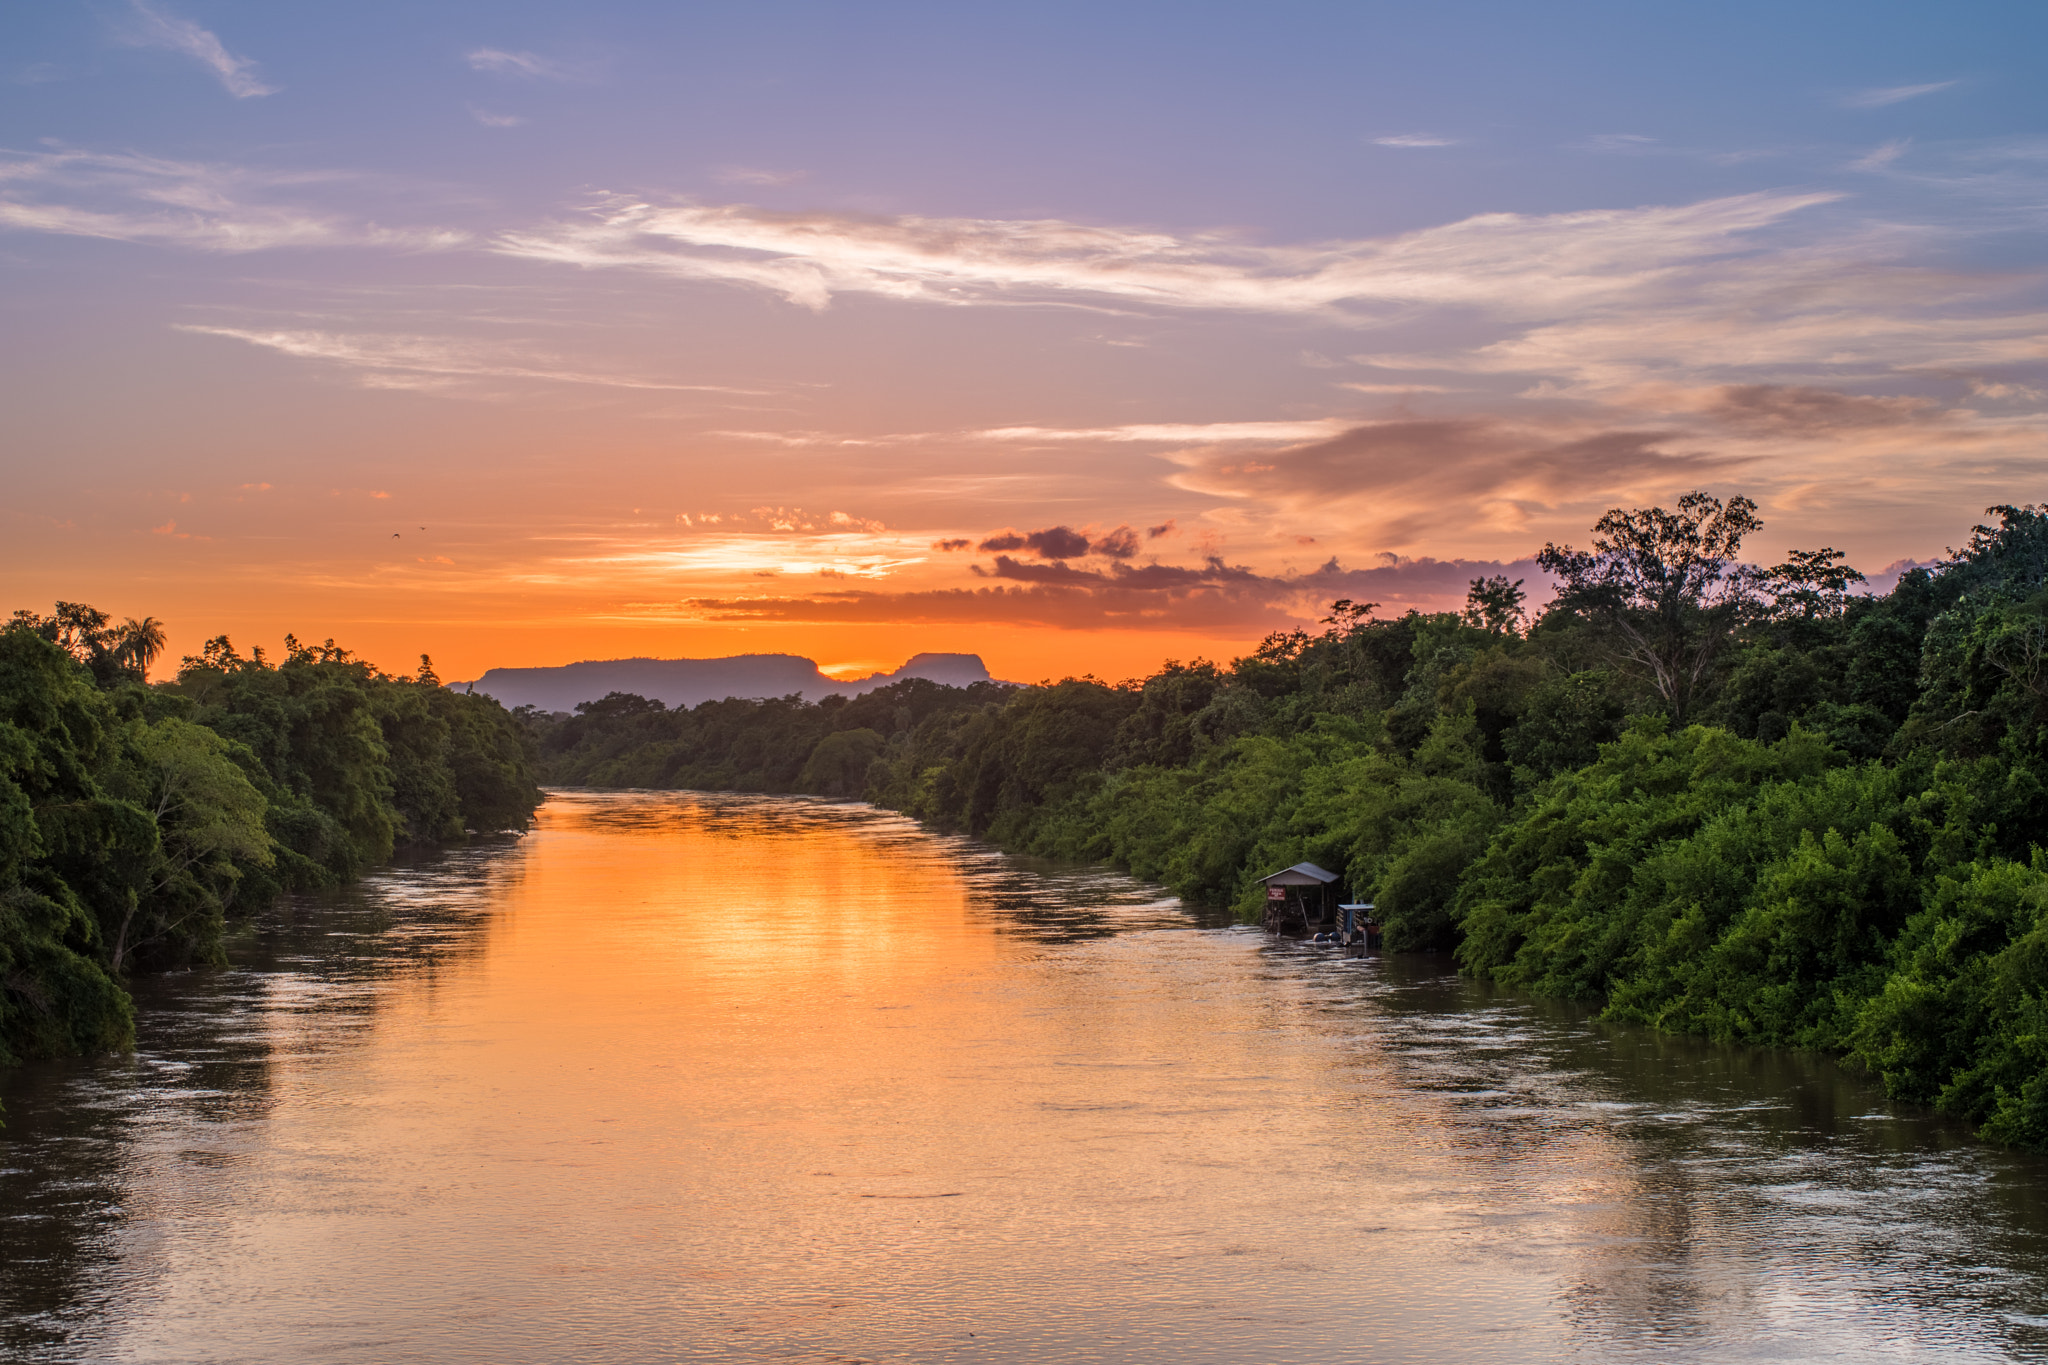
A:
[1257, 862, 1340, 885]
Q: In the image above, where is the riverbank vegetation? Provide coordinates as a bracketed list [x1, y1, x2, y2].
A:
[0, 605, 541, 1067]
[531, 494, 2048, 1149]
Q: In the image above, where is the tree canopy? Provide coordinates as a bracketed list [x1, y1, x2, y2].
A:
[0, 610, 542, 1068]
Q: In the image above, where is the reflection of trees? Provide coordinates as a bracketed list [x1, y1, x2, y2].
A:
[955, 850, 1229, 943]
[1299, 955, 2048, 1357]
[0, 836, 527, 1358]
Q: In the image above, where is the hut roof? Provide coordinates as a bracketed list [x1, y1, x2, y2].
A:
[1257, 862, 1339, 886]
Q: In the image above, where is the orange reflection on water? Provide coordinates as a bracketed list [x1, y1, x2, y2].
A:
[6, 790, 2043, 1364]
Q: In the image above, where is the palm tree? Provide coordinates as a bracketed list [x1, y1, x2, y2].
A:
[116, 616, 168, 678]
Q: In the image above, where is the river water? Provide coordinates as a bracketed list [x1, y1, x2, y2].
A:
[5, 791, 2048, 1363]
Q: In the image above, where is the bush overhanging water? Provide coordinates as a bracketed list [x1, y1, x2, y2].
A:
[0, 609, 542, 1067]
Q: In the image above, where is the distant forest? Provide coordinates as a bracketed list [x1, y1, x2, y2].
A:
[0, 608, 541, 1069]
[531, 494, 2048, 1150]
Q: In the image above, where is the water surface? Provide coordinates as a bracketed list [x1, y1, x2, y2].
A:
[6, 790, 2048, 1362]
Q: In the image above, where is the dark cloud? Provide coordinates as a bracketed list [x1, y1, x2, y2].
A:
[1146, 520, 1177, 538]
[973, 554, 1266, 590]
[1707, 385, 1937, 436]
[931, 537, 971, 552]
[1177, 419, 1750, 544]
[1092, 525, 1139, 559]
[684, 583, 1293, 633]
[972, 555, 1100, 584]
[1108, 558, 1264, 590]
[683, 553, 1551, 635]
[1028, 526, 1093, 559]
[976, 525, 1094, 559]
[1275, 421, 1720, 496]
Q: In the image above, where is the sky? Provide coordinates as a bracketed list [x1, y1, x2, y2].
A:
[3, 0, 2046, 684]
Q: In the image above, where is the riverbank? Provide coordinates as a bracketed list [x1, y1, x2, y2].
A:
[0, 614, 542, 1067]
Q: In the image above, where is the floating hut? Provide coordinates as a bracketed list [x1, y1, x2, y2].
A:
[1257, 862, 1341, 934]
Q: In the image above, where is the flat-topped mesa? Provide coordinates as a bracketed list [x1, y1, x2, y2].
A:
[448, 651, 997, 714]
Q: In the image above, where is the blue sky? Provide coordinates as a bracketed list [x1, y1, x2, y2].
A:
[3, 0, 2045, 677]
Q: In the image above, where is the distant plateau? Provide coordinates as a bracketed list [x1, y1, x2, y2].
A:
[448, 652, 998, 714]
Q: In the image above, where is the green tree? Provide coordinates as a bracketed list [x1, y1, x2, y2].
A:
[0, 627, 139, 1062]
[109, 717, 274, 973]
[1538, 491, 1762, 722]
[114, 616, 169, 679]
[798, 728, 886, 797]
[1462, 575, 1527, 636]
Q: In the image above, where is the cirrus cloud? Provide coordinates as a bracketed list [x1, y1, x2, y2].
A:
[177, 324, 765, 395]
[1373, 133, 1461, 148]
[1842, 81, 1956, 109]
[121, 0, 276, 98]
[0, 149, 465, 251]
[466, 48, 576, 80]
[490, 191, 1839, 316]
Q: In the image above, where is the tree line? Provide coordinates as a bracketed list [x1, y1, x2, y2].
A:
[0, 604, 542, 1068]
[530, 494, 2048, 1149]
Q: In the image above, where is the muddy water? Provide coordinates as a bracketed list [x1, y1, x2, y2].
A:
[5, 790, 2048, 1363]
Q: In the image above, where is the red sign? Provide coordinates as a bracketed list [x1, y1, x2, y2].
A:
[1266, 886, 1286, 900]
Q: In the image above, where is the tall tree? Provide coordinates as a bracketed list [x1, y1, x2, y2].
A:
[115, 617, 168, 679]
[1463, 576, 1527, 636]
[1537, 491, 1762, 722]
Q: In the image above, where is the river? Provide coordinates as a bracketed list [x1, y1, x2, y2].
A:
[5, 790, 2048, 1363]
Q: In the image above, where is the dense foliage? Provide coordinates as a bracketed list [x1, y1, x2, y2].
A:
[533, 496, 2048, 1149]
[0, 605, 541, 1068]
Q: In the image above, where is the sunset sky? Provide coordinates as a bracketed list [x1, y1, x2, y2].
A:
[4, 0, 2045, 683]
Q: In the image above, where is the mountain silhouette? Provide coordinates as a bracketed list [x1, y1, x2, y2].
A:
[450, 652, 997, 713]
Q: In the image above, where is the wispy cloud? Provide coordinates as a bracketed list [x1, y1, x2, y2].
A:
[1583, 133, 1659, 153]
[710, 419, 1352, 447]
[469, 107, 525, 128]
[467, 48, 575, 80]
[969, 420, 1352, 444]
[714, 166, 808, 187]
[492, 191, 1836, 316]
[177, 325, 765, 394]
[0, 149, 465, 251]
[1372, 134, 1460, 148]
[1842, 81, 1956, 109]
[1851, 139, 1910, 171]
[1417, 263, 2048, 390]
[583, 532, 925, 582]
[1161, 416, 1752, 547]
[122, 0, 276, 98]
[9, 145, 2037, 555]
[1970, 379, 2048, 403]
